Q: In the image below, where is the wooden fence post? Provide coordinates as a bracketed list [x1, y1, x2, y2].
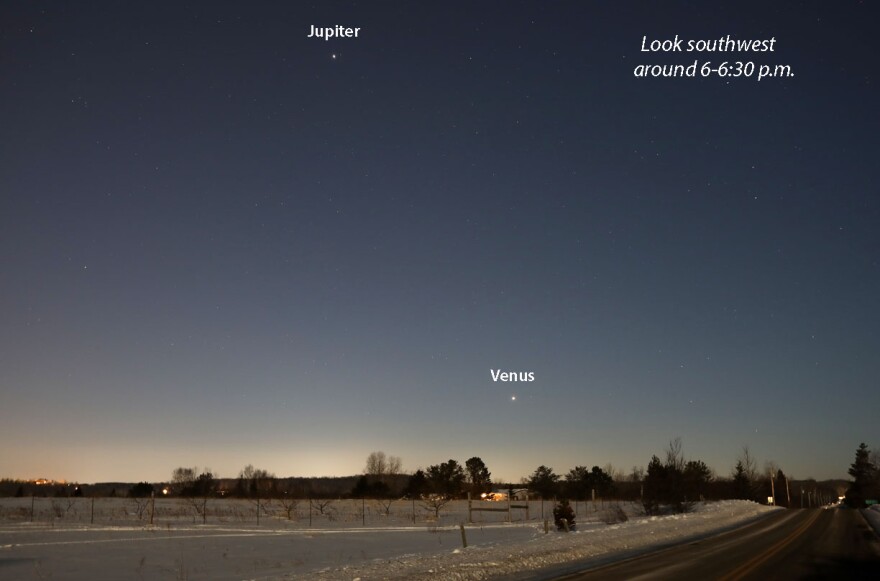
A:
[459, 523, 467, 548]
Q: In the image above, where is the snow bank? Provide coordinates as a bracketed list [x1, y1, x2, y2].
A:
[282, 501, 779, 580]
[864, 505, 880, 537]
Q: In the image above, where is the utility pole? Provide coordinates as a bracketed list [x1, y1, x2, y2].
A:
[769, 469, 776, 506]
[785, 476, 791, 508]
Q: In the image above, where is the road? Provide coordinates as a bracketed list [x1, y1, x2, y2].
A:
[549, 508, 880, 580]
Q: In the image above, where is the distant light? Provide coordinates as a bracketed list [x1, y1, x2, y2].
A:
[511, 395, 516, 401]
[162, 488, 169, 495]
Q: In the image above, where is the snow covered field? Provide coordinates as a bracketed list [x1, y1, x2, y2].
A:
[0, 498, 779, 580]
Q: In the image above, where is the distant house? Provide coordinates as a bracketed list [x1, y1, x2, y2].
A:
[482, 488, 529, 501]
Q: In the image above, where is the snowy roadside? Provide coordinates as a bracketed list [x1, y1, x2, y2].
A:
[863, 505, 880, 537]
[276, 501, 780, 581]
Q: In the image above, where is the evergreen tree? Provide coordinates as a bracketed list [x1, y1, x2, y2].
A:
[682, 460, 712, 501]
[565, 466, 615, 500]
[845, 443, 877, 508]
[351, 475, 371, 498]
[775, 469, 789, 507]
[129, 482, 154, 498]
[192, 471, 216, 497]
[642, 455, 666, 515]
[350, 475, 390, 498]
[427, 460, 466, 497]
[553, 498, 576, 531]
[564, 466, 591, 500]
[589, 466, 615, 497]
[465, 457, 492, 495]
[405, 469, 428, 498]
[732, 461, 751, 500]
[528, 465, 560, 499]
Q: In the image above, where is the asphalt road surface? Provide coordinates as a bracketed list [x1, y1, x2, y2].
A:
[550, 508, 880, 580]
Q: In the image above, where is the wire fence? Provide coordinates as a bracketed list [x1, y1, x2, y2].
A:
[0, 496, 640, 529]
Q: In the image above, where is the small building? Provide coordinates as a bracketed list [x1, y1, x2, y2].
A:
[481, 488, 529, 501]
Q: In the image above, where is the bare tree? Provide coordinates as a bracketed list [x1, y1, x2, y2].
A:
[738, 446, 759, 483]
[365, 452, 388, 476]
[310, 498, 335, 515]
[365, 451, 403, 477]
[179, 469, 215, 523]
[130, 497, 151, 520]
[665, 438, 685, 473]
[278, 496, 299, 520]
[603, 463, 625, 482]
[186, 496, 209, 524]
[51, 498, 77, 519]
[237, 464, 275, 498]
[372, 498, 395, 516]
[172, 467, 197, 494]
[421, 495, 451, 519]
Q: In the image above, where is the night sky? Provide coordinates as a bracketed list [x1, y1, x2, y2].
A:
[1, 1, 877, 484]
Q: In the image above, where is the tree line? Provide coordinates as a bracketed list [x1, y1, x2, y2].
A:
[3, 442, 864, 511]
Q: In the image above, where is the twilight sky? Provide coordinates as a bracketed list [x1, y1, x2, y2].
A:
[1, 1, 877, 484]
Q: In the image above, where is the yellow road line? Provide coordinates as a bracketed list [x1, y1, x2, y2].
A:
[720, 510, 823, 581]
